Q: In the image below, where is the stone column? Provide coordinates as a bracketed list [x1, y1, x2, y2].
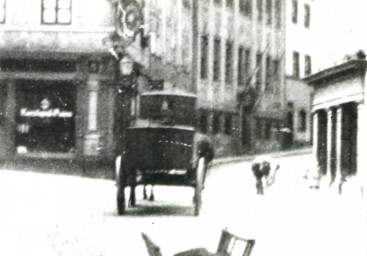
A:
[333, 106, 343, 194]
[312, 111, 318, 163]
[325, 108, 333, 186]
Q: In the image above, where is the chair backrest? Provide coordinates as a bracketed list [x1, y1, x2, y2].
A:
[142, 233, 163, 256]
[216, 229, 255, 256]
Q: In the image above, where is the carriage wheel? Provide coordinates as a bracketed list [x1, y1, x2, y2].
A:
[117, 185, 126, 215]
[194, 157, 206, 216]
[116, 155, 126, 215]
[129, 169, 137, 207]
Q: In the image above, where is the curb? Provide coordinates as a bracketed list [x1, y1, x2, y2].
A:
[211, 147, 313, 167]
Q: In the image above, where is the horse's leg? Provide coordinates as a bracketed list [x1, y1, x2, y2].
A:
[149, 185, 155, 201]
[143, 185, 148, 200]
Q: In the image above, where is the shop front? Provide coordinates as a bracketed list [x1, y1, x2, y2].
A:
[305, 59, 367, 196]
[15, 80, 76, 154]
[0, 55, 118, 167]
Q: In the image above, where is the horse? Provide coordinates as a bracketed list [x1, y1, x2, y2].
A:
[251, 156, 279, 195]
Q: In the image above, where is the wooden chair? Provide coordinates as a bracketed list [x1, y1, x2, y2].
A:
[142, 229, 255, 256]
[215, 229, 255, 256]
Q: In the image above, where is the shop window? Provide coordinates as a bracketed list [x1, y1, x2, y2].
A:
[240, 0, 252, 16]
[292, 51, 300, 78]
[275, 0, 281, 28]
[200, 35, 209, 79]
[266, 0, 272, 25]
[213, 37, 221, 82]
[0, 83, 7, 126]
[0, 0, 5, 23]
[257, 0, 263, 22]
[225, 40, 233, 85]
[212, 112, 221, 134]
[304, 4, 310, 28]
[15, 81, 76, 153]
[298, 110, 306, 132]
[199, 112, 208, 133]
[292, 0, 298, 24]
[42, 0, 71, 25]
[305, 55, 312, 76]
[224, 114, 232, 135]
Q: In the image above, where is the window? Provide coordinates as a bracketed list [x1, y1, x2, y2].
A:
[214, 0, 221, 4]
[183, 0, 191, 9]
[240, 0, 252, 16]
[256, 53, 263, 92]
[42, 0, 71, 24]
[266, 0, 272, 25]
[213, 37, 221, 81]
[305, 55, 312, 76]
[265, 55, 272, 91]
[200, 35, 209, 79]
[0, 0, 5, 24]
[272, 59, 279, 90]
[225, 40, 233, 84]
[292, 0, 298, 23]
[224, 114, 232, 135]
[257, 0, 263, 22]
[275, 0, 282, 28]
[244, 49, 251, 82]
[292, 51, 299, 78]
[238, 48, 251, 86]
[298, 110, 306, 131]
[238, 47, 244, 86]
[304, 4, 310, 28]
[212, 112, 221, 134]
[227, 0, 233, 8]
[199, 112, 208, 133]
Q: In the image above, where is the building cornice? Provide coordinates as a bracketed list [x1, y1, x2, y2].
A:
[304, 60, 367, 86]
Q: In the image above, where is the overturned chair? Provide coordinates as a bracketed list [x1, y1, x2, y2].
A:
[142, 229, 255, 256]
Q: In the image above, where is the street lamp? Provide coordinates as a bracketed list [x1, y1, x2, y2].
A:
[119, 56, 134, 76]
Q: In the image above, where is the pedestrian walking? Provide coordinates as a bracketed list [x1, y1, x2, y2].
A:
[251, 156, 280, 195]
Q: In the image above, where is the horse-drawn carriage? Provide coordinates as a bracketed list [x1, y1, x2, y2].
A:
[115, 90, 214, 216]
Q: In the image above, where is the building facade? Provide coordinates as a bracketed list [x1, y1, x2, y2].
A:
[284, 0, 314, 147]
[0, 0, 286, 165]
[305, 59, 366, 196]
[194, 0, 286, 156]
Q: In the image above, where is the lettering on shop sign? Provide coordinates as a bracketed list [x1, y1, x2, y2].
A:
[20, 108, 73, 118]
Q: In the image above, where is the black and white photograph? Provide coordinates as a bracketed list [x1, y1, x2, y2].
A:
[0, 0, 366, 255]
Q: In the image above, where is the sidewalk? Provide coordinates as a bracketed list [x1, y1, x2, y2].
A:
[211, 146, 312, 167]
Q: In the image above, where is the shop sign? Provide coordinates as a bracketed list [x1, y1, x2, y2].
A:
[20, 108, 73, 118]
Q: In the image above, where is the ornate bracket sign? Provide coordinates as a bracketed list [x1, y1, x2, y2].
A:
[117, 0, 143, 40]
[103, 0, 143, 59]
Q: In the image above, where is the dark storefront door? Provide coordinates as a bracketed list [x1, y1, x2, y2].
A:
[15, 81, 76, 154]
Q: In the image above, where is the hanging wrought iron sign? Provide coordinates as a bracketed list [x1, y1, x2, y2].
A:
[116, 0, 143, 40]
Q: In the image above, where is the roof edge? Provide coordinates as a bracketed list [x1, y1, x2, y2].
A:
[303, 60, 367, 86]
